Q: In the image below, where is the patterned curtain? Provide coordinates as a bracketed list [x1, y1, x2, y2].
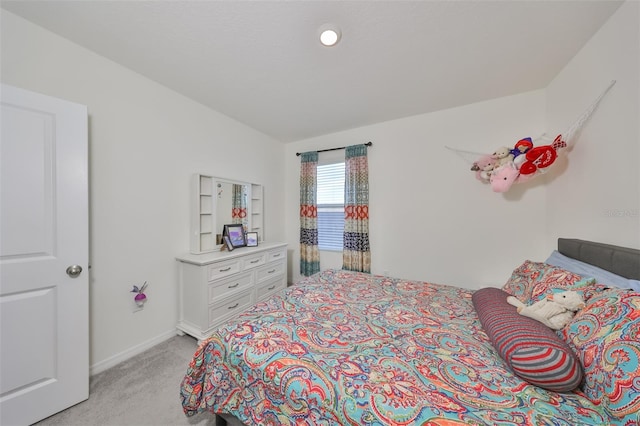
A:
[300, 152, 320, 276]
[231, 184, 247, 226]
[343, 144, 371, 273]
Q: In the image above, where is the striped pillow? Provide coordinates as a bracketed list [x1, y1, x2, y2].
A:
[472, 287, 583, 392]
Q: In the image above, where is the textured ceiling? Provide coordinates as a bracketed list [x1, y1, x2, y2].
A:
[1, 0, 624, 142]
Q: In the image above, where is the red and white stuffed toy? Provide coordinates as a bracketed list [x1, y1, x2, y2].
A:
[489, 136, 563, 193]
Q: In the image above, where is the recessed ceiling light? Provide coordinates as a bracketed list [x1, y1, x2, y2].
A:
[319, 25, 341, 47]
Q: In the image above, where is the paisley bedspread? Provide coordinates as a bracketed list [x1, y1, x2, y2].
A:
[180, 269, 608, 425]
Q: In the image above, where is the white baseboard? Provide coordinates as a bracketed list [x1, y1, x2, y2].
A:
[90, 329, 178, 376]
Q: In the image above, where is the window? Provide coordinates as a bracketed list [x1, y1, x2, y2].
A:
[317, 162, 344, 251]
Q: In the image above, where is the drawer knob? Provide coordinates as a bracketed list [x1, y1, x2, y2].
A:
[219, 266, 232, 272]
[268, 285, 276, 290]
[273, 253, 281, 257]
[250, 259, 260, 264]
[228, 303, 239, 310]
[228, 283, 239, 288]
[268, 269, 276, 274]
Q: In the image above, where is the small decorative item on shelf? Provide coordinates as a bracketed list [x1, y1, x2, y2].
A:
[222, 235, 235, 251]
[131, 281, 148, 307]
[246, 232, 258, 247]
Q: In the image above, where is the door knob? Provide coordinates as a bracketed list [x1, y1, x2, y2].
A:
[66, 265, 83, 278]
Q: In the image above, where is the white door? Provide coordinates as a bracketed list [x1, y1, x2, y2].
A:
[0, 84, 88, 425]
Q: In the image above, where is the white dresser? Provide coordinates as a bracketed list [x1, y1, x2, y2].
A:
[176, 242, 287, 341]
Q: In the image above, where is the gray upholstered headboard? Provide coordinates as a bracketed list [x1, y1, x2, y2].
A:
[558, 238, 640, 280]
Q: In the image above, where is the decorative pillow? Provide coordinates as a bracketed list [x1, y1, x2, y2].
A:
[528, 274, 600, 304]
[472, 287, 583, 392]
[503, 260, 602, 304]
[561, 288, 640, 420]
[502, 260, 551, 301]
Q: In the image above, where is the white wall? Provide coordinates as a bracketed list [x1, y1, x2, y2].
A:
[1, 11, 286, 373]
[285, 91, 550, 288]
[545, 0, 639, 250]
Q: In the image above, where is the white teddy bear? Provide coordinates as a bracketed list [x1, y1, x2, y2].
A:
[507, 291, 585, 330]
[491, 146, 515, 167]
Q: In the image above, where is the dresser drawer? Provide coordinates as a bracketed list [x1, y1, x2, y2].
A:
[208, 289, 254, 328]
[256, 260, 285, 284]
[209, 271, 253, 302]
[267, 248, 286, 263]
[242, 252, 266, 270]
[256, 276, 286, 301]
[207, 259, 242, 281]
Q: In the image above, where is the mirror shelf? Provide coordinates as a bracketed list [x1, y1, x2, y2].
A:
[190, 174, 263, 254]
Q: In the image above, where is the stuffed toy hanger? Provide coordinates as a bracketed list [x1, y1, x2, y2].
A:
[447, 80, 616, 193]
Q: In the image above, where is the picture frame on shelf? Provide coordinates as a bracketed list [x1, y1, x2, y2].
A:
[223, 223, 246, 248]
[223, 235, 235, 251]
[246, 232, 258, 247]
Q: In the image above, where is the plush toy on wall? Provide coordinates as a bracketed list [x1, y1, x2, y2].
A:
[446, 80, 616, 194]
[491, 146, 514, 167]
[471, 154, 497, 182]
[131, 281, 148, 307]
[506, 291, 585, 330]
[489, 162, 521, 192]
[510, 138, 533, 162]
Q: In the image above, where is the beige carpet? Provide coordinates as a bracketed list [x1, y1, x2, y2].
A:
[35, 335, 218, 426]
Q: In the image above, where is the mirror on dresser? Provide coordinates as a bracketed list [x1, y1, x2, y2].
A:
[190, 174, 263, 254]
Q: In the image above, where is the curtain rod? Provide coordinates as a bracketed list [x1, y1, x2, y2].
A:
[296, 141, 372, 156]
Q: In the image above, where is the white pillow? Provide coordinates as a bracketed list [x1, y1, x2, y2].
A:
[545, 250, 638, 290]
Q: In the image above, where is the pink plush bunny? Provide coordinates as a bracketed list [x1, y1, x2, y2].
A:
[489, 163, 520, 192]
[472, 155, 497, 183]
[490, 162, 538, 192]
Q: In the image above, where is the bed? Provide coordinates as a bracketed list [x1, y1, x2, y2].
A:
[180, 238, 640, 425]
